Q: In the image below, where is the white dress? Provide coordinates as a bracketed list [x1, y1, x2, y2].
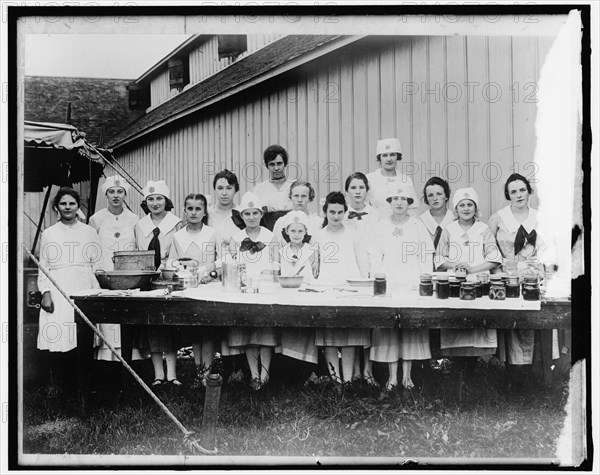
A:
[170, 225, 221, 344]
[420, 209, 454, 248]
[368, 217, 434, 361]
[313, 226, 370, 347]
[276, 242, 319, 364]
[37, 221, 101, 353]
[366, 168, 418, 218]
[89, 207, 143, 361]
[436, 220, 502, 356]
[488, 206, 559, 364]
[207, 205, 241, 248]
[344, 204, 381, 277]
[227, 227, 279, 348]
[252, 178, 295, 212]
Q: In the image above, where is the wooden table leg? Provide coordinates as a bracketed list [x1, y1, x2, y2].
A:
[540, 329, 554, 387]
[76, 315, 94, 417]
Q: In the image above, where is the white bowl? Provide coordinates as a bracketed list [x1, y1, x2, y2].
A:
[346, 278, 374, 288]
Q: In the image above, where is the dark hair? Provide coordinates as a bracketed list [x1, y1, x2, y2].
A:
[376, 153, 402, 163]
[183, 193, 209, 225]
[52, 187, 81, 211]
[344, 172, 369, 192]
[289, 180, 316, 202]
[141, 196, 174, 215]
[321, 191, 347, 228]
[213, 169, 240, 192]
[263, 144, 288, 167]
[423, 176, 451, 205]
[504, 173, 533, 200]
[386, 195, 414, 206]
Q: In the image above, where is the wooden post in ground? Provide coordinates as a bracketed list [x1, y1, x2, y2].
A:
[200, 374, 223, 452]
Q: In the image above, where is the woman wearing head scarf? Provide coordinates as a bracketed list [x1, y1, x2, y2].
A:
[89, 176, 143, 362]
[435, 187, 501, 357]
[366, 138, 418, 218]
[227, 191, 280, 390]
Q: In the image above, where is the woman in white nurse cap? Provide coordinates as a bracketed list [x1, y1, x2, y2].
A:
[134, 180, 183, 386]
[366, 138, 417, 217]
[228, 191, 279, 390]
[435, 186, 501, 275]
[89, 176, 142, 362]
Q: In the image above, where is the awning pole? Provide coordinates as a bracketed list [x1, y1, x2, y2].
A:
[31, 184, 52, 256]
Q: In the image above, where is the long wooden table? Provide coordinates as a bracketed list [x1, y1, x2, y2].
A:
[72, 287, 571, 415]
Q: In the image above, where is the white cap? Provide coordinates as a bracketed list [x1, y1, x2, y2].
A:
[101, 175, 130, 195]
[452, 187, 479, 208]
[142, 180, 170, 200]
[284, 210, 309, 230]
[237, 191, 263, 214]
[376, 138, 402, 156]
[385, 182, 417, 205]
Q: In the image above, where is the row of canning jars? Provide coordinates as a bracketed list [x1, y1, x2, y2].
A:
[419, 273, 540, 301]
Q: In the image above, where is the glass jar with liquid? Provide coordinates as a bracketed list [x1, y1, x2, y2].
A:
[419, 274, 434, 297]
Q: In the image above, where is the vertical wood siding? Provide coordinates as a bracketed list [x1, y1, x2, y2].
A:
[114, 35, 554, 223]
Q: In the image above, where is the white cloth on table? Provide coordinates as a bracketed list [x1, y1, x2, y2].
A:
[89, 207, 143, 361]
[37, 221, 101, 353]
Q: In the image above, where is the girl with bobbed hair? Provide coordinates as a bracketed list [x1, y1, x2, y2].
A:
[420, 176, 454, 252]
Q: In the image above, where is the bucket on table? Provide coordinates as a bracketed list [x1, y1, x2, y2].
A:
[113, 250, 156, 271]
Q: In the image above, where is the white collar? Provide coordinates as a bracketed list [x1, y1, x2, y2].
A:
[497, 206, 537, 234]
[138, 212, 181, 238]
[446, 220, 486, 241]
[420, 209, 454, 234]
[175, 225, 214, 253]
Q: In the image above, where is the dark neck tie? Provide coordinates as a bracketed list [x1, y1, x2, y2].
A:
[433, 225, 443, 250]
[348, 210, 368, 220]
[514, 225, 537, 256]
[239, 237, 266, 254]
[148, 227, 161, 270]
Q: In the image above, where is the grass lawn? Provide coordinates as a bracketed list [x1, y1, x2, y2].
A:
[22, 354, 570, 462]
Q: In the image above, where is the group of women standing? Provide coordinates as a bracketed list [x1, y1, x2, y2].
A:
[36, 138, 559, 393]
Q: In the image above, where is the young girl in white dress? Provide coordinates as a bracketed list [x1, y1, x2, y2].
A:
[135, 180, 183, 387]
[368, 184, 434, 390]
[314, 192, 370, 384]
[227, 192, 279, 390]
[169, 193, 220, 385]
[276, 211, 320, 367]
[343, 172, 381, 384]
[435, 187, 502, 358]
